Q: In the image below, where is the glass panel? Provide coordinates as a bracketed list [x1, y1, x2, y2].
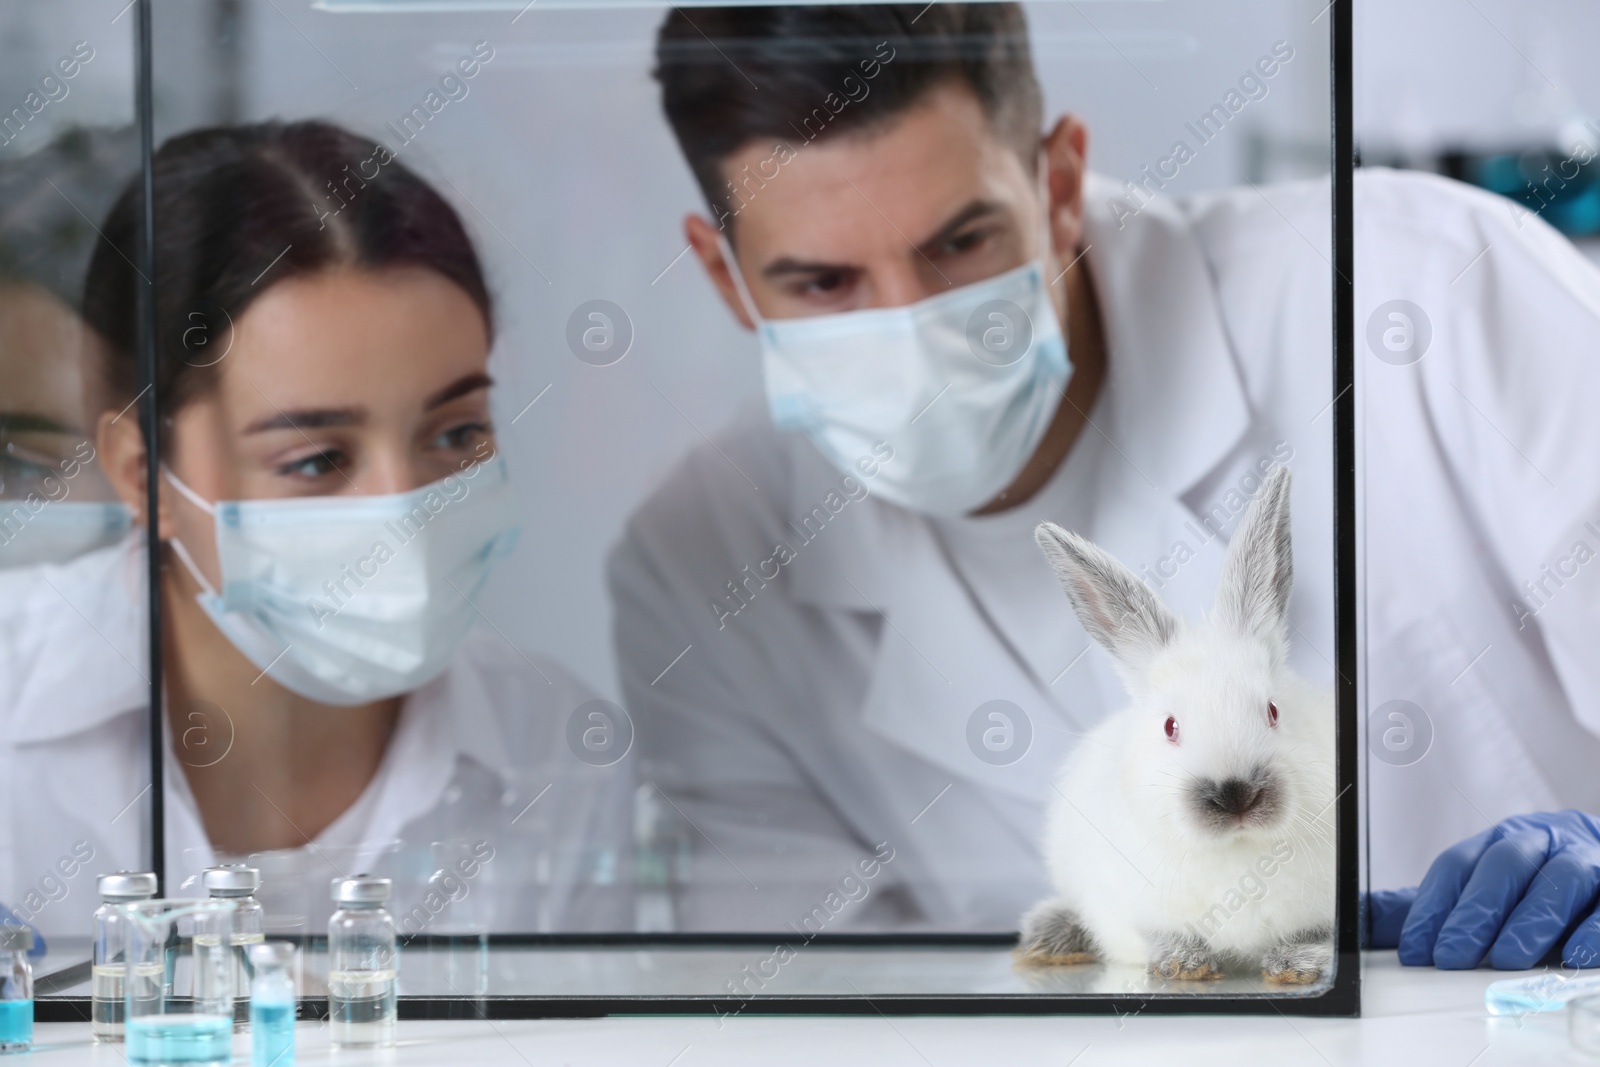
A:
[0, 0, 149, 980]
[143, 0, 1343, 1004]
[1356, 0, 1600, 969]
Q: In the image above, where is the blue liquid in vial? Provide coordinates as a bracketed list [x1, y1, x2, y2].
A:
[251, 1000, 294, 1067]
[126, 1013, 232, 1065]
[0, 999, 32, 1053]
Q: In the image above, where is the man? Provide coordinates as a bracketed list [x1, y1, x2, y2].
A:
[610, 4, 1600, 968]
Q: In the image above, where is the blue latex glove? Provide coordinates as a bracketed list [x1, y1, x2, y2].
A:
[1399, 810, 1600, 970]
[0, 903, 46, 960]
[1365, 887, 1417, 949]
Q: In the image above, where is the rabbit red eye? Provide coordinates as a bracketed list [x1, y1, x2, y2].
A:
[1164, 716, 1179, 743]
[1268, 701, 1279, 727]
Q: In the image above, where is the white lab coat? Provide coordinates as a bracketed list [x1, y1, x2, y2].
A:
[608, 169, 1600, 932]
[0, 535, 634, 946]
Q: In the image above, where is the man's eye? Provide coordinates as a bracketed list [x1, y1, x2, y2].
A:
[942, 229, 990, 255]
[798, 270, 851, 297]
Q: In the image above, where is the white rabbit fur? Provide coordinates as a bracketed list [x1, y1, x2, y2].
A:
[1021, 466, 1335, 981]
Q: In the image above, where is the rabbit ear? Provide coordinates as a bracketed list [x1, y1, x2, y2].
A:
[1035, 521, 1177, 676]
[1214, 464, 1294, 644]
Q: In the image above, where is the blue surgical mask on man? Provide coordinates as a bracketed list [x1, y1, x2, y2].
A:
[721, 213, 1072, 518]
[163, 456, 519, 706]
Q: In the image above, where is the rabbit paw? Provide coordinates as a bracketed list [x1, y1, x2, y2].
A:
[1261, 931, 1333, 985]
[1015, 898, 1099, 966]
[1148, 932, 1225, 981]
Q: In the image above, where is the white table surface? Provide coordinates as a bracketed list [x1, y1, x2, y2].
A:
[15, 953, 1590, 1066]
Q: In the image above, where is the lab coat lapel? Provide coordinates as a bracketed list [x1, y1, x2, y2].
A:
[782, 444, 1064, 807]
[781, 172, 1257, 819]
[1080, 172, 1253, 497]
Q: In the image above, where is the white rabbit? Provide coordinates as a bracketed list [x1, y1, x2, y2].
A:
[1018, 465, 1335, 983]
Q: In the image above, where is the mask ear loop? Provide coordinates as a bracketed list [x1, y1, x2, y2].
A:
[160, 466, 220, 599]
[1035, 149, 1059, 276]
[717, 233, 767, 329]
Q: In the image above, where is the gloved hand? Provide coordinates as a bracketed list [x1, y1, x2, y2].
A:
[0, 903, 46, 960]
[1398, 810, 1600, 970]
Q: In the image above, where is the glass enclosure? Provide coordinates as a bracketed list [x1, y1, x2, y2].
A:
[4, 0, 1357, 1014]
[0, 0, 149, 984]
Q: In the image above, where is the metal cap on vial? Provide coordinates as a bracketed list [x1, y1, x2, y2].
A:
[96, 871, 159, 903]
[331, 874, 391, 906]
[202, 865, 262, 897]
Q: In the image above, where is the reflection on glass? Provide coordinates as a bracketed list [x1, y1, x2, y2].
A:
[0, 1, 145, 978]
[0, 128, 132, 567]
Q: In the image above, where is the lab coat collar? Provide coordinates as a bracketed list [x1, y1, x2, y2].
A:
[9, 533, 516, 793]
[402, 634, 519, 788]
[777, 171, 1253, 810]
[1077, 171, 1252, 497]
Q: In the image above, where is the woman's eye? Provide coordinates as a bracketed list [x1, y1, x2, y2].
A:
[0, 452, 57, 497]
[278, 450, 343, 479]
[1164, 716, 1180, 744]
[434, 422, 491, 451]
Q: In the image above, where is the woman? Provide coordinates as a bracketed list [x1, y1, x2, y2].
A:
[0, 121, 631, 943]
[0, 127, 137, 570]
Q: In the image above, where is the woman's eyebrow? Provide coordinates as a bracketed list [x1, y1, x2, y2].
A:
[0, 412, 80, 436]
[243, 407, 366, 434]
[423, 372, 493, 411]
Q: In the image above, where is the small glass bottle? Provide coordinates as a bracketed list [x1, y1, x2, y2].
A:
[248, 941, 296, 1067]
[327, 875, 396, 1049]
[91, 871, 158, 1043]
[0, 924, 33, 1054]
[202, 865, 264, 1028]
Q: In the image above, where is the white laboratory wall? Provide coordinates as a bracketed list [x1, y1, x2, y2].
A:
[0, 0, 136, 159]
[1356, 0, 1600, 155]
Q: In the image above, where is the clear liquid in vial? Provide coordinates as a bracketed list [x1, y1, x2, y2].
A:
[327, 969, 396, 1048]
[93, 961, 164, 1042]
[230, 932, 265, 1027]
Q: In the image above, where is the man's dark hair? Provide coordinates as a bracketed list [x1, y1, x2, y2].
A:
[654, 4, 1043, 224]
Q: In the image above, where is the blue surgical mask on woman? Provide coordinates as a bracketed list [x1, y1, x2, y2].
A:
[163, 456, 519, 706]
[0, 500, 131, 568]
[722, 220, 1072, 518]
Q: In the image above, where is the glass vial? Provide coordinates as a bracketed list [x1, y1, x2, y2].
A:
[327, 875, 396, 1049]
[202, 865, 264, 1029]
[91, 871, 158, 1043]
[0, 924, 33, 1054]
[248, 942, 296, 1067]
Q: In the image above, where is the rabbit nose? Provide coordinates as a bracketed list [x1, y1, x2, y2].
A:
[1211, 778, 1265, 816]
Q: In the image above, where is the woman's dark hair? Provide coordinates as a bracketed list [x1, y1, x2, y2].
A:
[0, 126, 138, 312]
[83, 119, 493, 418]
[654, 4, 1042, 224]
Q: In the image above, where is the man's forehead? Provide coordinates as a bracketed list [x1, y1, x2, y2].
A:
[720, 83, 1035, 262]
